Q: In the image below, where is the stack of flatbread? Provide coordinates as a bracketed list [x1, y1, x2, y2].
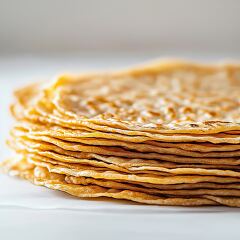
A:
[2, 60, 240, 207]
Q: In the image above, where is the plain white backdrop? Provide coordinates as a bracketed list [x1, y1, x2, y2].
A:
[0, 0, 240, 57]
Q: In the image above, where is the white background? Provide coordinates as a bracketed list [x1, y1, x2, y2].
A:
[0, 0, 240, 56]
[1, 1, 240, 239]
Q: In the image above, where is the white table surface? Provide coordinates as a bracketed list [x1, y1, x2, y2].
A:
[1, 55, 240, 240]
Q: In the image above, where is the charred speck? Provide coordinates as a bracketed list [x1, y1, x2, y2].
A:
[189, 124, 199, 127]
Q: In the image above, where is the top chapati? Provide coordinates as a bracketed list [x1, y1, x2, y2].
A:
[52, 60, 240, 134]
[13, 60, 240, 136]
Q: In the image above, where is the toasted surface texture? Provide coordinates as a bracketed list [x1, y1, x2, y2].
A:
[52, 61, 240, 134]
